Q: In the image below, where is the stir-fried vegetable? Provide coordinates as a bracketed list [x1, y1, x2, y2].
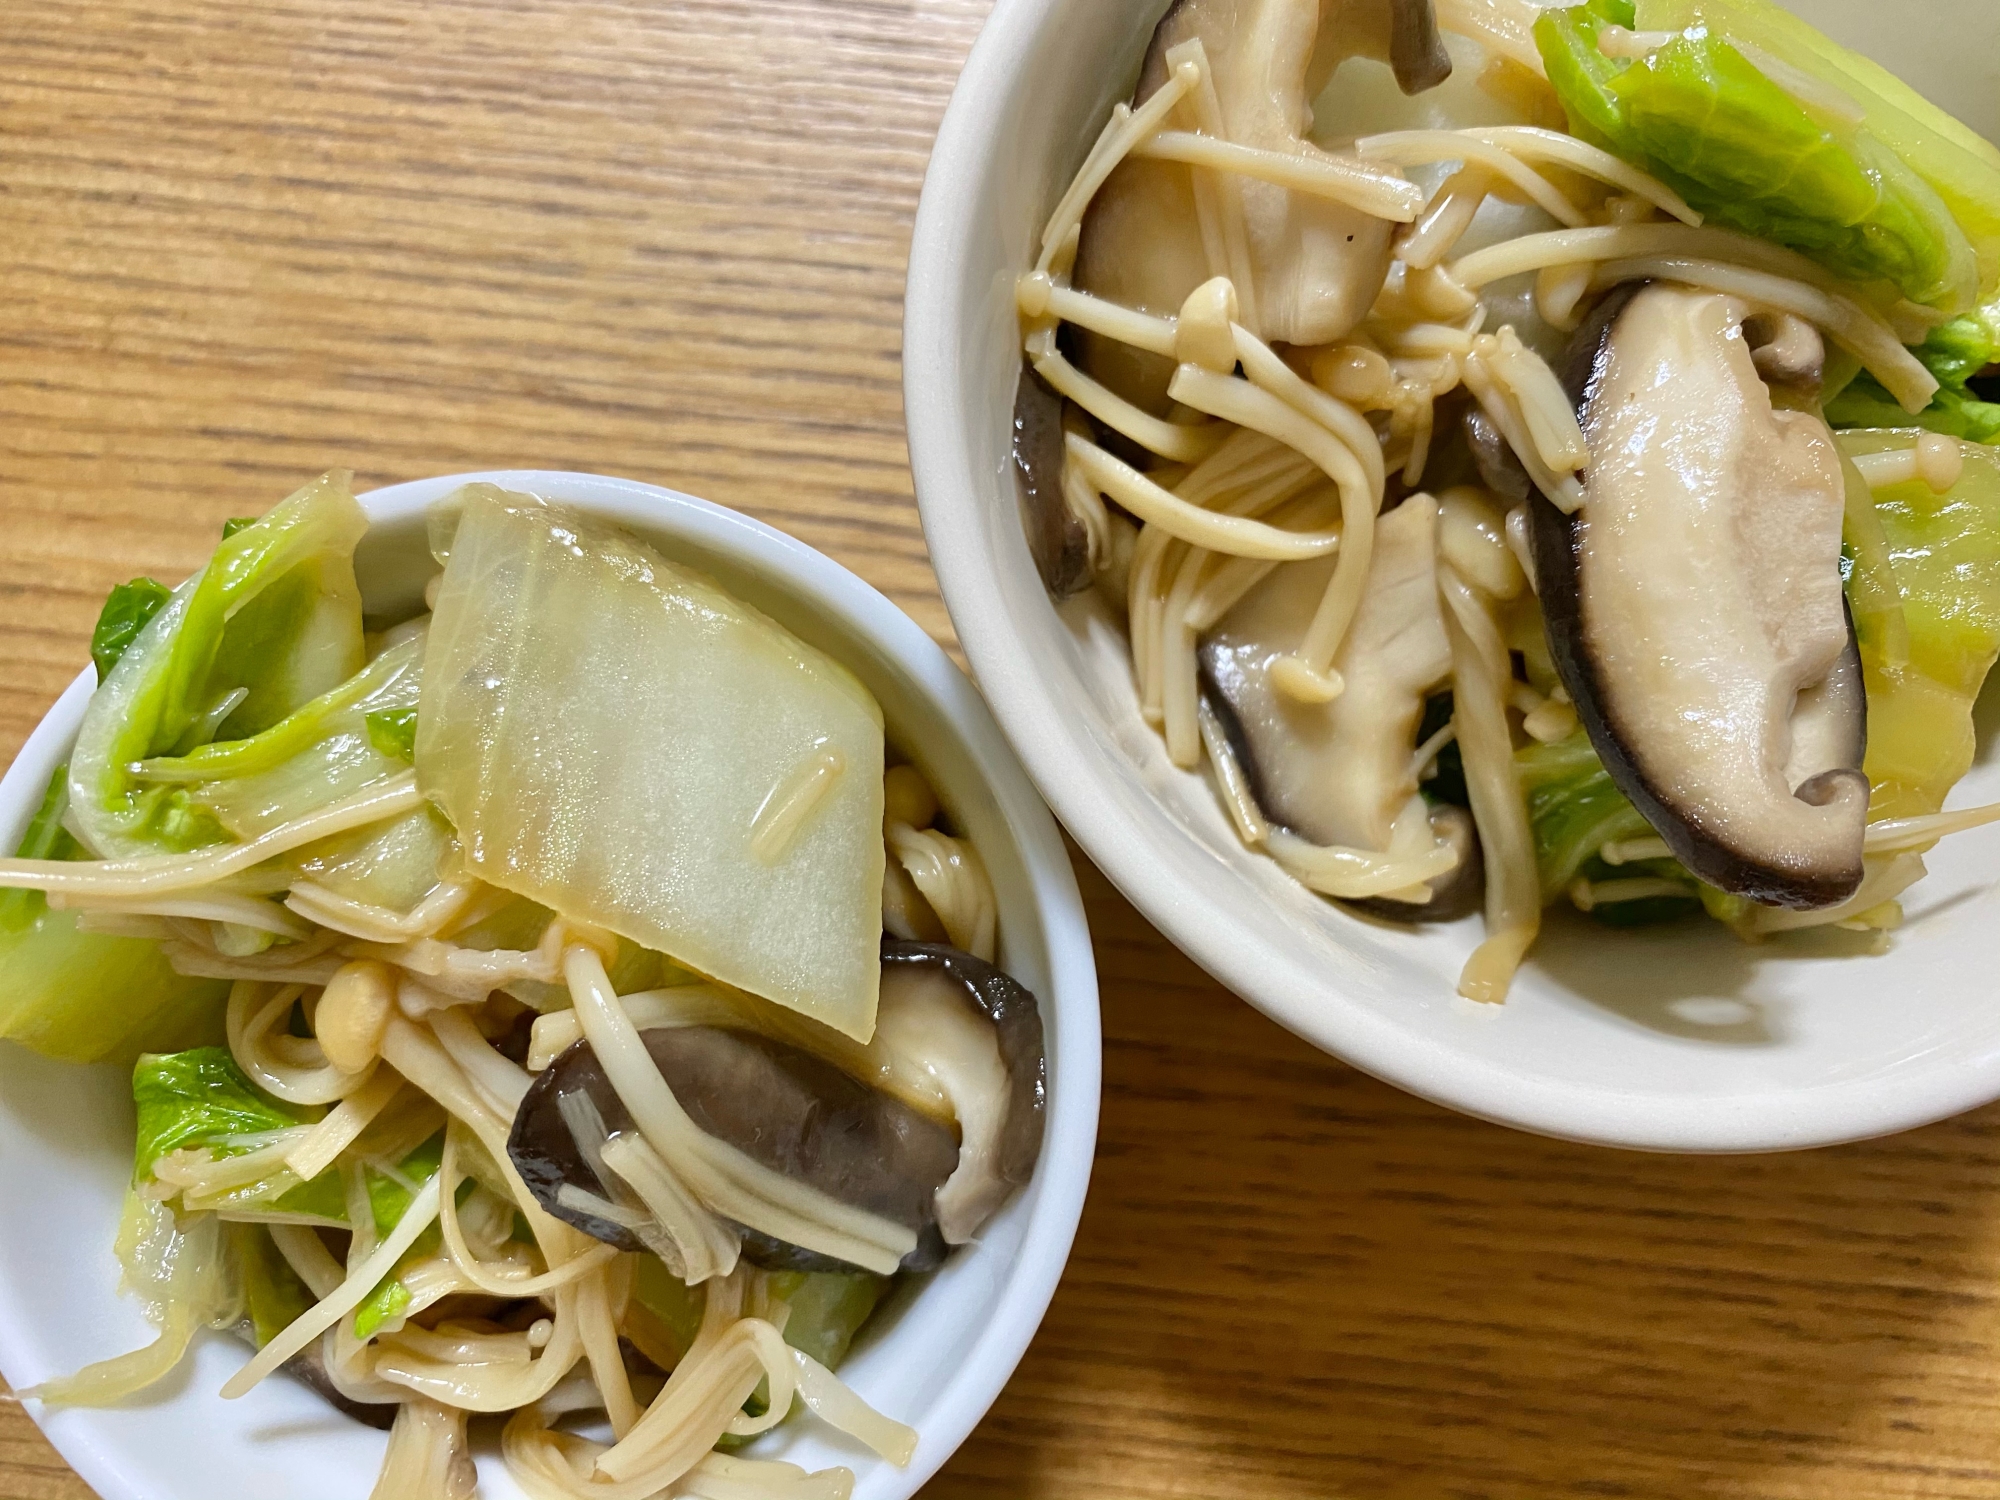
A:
[1829, 300, 2000, 442]
[1840, 430, 2000, 819]
[68, 470, 369, 859]
[0, 770, 226, 1064]
[1635, 0, 2000, 296]
[132, 1048, 346, 1220]
[1535, 1, 1978, 309]
[420, 488, 888, 1041]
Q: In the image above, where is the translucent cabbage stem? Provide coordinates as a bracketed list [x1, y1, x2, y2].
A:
[0, 773, 420, 900]
[25, 1304, 197, 1408]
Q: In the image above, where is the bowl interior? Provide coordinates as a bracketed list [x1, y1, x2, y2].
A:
[0, 471, 1098, 1500]
[904, 0, 2000, 1152]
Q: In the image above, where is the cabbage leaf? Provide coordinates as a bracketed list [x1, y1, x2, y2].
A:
[1838, 430, 2000, 818]
[90, 579, 172, 681]
[1534, 6, 1979, 310]
[67, 471, 369, 858]
[418, 487, 887, 1041]
[1827, 300, 2000, 442]
[1637, 0, 2000, 297]
[0, 768, 227, 1065]
[132, 1047, 346, 1221]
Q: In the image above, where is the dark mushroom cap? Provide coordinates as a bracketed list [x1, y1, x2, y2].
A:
[1531, 281, 1867, 909]
[881, 938, 1047, 1194]
[1344, 802, 1485, 923]
[1013, 360, 1092, 599]
[508, 1026, 959, 1275]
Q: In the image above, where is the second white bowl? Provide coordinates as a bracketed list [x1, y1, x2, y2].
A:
[903, 0, 2000, 1153]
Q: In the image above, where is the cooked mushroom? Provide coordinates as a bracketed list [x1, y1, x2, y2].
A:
[1313, 0, 1454, 96]
[1461, 403, 1531, 505]
[878, 939, 1046, 1242]
[1201, 491, 1473, 915]
[511, 1027, 959, 1274]
[1746, 311, 1826, 395]
[1074, 0, 1445, 410]
[1346, 801, 1484, 921]
[508, 939, 1047, 1271]
[1013, 360, 1092, 598]
[1530, 282, 1868, 908]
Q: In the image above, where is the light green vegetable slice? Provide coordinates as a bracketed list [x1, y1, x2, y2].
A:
[67, 470, 369, 858]
[353, 1132, 449, 1339]
[1533, 5, 1979, 310]
[1515, 728, 1656, 902]
[1637, 0, 2000, 297]
[1838, 430, 2000, 819]
[131, 1047, 347, 1221]
[1828, 299, 2000, 442]
[90, 579, 172, 681]
[419, 486, 886, 1041]
[235, 1223, 315, 1348]
[133, 630, 425, 841]
[0, 768, 227, 1065]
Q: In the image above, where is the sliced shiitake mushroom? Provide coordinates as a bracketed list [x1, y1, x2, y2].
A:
[1074, 0, 1445, 410]
[511, 1027, 959, 1274]
[1013, 359, 1092, 598]
[879, 938, 1046, 1241]
[1530, 282, 1867, 908]
[1200, 492, 1475, 918]
[508, 940, 1048, 1272]
[1345, 802, 1484, 922]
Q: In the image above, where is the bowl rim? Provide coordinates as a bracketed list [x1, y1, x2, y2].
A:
[901, 0, 2000, 1154]
[0, 469, 1100, 1499]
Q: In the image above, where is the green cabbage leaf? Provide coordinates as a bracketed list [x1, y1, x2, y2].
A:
[1828, 300, 2000, 442]
[67, 471, 369, 859]
[0, 768, 226, 1065]
[1534, 3, 1979, 310]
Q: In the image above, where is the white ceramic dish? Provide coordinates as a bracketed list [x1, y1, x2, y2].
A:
[0, 471, 1100, 1500]
[904, 0, 2000, 1152]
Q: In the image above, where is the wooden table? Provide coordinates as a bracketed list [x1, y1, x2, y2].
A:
[5, 3, 2000, 1497]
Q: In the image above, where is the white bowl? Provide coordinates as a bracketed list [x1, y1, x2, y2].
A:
[904, 0, 2000, 1152]
[0, 471, 1100, 1499]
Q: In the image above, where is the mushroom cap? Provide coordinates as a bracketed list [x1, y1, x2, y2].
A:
[508, 1025, 960, 1274]
[1532, 282, 1868, 908]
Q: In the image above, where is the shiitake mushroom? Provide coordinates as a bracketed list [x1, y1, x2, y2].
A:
[1529, 281, 1867, 909]
[508, 940, 1047, 1275]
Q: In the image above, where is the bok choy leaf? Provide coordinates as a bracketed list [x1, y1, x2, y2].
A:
[1534, 4, 1979, 310]
[0, 768, 227, 1065]
[67, 471, 369, 858]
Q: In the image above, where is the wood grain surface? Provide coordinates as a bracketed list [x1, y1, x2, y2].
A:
[4, 3, 2000, 1498]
